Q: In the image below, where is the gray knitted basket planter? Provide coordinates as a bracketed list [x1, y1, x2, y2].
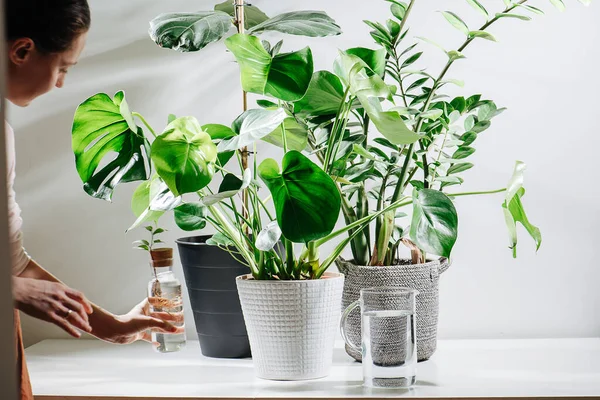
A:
[336, 257, 449, 362]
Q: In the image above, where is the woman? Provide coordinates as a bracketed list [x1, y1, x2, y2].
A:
[5, 1, 180, 398]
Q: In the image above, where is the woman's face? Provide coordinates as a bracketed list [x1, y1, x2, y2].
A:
[6, 32, 87, 107]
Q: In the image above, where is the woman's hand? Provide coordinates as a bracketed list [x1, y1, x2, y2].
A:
[90, 298, 183, 345]
[12, 276, 94, 338]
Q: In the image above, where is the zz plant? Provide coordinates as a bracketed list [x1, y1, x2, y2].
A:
[266, 0, 590, 266]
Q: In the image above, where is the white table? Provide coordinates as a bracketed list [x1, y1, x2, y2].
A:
[26, 338, 600, 399]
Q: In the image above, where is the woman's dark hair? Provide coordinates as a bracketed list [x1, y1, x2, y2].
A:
[5, 0, 91, 54]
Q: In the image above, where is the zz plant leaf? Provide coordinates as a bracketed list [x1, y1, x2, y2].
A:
[258, 151, 341, 243]
[72, 91, 150, 201]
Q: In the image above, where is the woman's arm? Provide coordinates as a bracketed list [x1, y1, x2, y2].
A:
[14, 259, 179, 344]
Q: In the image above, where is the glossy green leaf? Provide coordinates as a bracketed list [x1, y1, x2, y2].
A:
[218, 108, 287, 152]
[201, 169, 251, 206]
[247, 11, 341, 37]
[149, 11, 233, 52]
[334, 52, 420, 145]
[258, 151, 341, 243]
[447, 50, 466, 61]
[391, 3, 407, 20]
[516, 4, 545, 15]
[131, 181, 163, 223]
[469, 30, 497, 42]
[453, 146, 476, 159]
[201, 124, 235, 168]
[293, 71, 345, 117]
[174, 203, 208, 231]
[410, 189, 458, 257]
[225, 34, 313, 101]
[72, 91, 149, 201]
[151, 117, 217, 196]
[206, 232, 234, 247]
[214, 0, 269, 29]
[502, 161, 542, 257]
[128, 179, 181, 232]
[263, 118, 309, 151]
[440, 11, 470, 35]
[466, 0, 489, 18]
[447, 162, 474, 174]
[345, 47, 387, 77]
[495, 12, 532, 20]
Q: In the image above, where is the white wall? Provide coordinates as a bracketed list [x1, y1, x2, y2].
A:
[11, 0, 600, 347]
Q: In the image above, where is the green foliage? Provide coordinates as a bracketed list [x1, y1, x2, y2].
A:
[151, 117, 217, 196]
[258, 151, 341, 243]
[224, 34, 314, 102]
[72, 91, 149, 201]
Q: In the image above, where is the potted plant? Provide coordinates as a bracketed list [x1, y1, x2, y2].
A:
[279, 0, 590, 362]
[149, 0, 342, 359]
[71, 1, 342, 359]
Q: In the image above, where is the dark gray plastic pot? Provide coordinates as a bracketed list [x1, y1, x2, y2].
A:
[176, 235, 251, 358]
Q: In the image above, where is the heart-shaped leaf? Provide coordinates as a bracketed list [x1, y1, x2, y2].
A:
[410, 189, 458, 257]
[201, 169, 252, 206]
[128, 179, 181, 232]
[247, 11, 342, 37]
[293, 71, 345, 117]
[262, 118, 309, 151]
[149, 11, 233, 52]
[151, 117, 217, 196]
[218, 108, 287, 152]
[72, 91, 150, 201]
[174, 203, 208, 231]
[224, 34, 314, 102]
[258, 151, 341, 243]
[202, 123, 236, 167]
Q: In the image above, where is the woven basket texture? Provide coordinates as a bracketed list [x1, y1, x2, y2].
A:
[337, 258, 449, 362]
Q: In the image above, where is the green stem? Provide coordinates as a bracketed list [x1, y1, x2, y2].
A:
[394, 0, 527, 201]
[285, 239, 295, 278]
[449, 188, 506, 197]
[133, 112, 157, 138]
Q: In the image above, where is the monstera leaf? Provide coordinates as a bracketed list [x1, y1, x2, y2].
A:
[72, 91, 149, 201]
[247, 11, 342, 37]
[151, 117, 218, 196]
[149, 11, 233, 52]
[225, 34, 313, 102]
[214, 0, 269, 29]
[258, 151, 341, 243]
[410, 189, 458, 257]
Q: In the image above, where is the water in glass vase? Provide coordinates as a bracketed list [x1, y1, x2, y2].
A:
[148, 270, 186, 353]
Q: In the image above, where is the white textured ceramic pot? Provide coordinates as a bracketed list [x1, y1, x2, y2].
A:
[236, 272, 344, 381]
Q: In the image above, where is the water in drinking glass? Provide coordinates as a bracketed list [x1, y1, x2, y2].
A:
[362, 309, 416, 388]
[340, 287, 418, 388]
